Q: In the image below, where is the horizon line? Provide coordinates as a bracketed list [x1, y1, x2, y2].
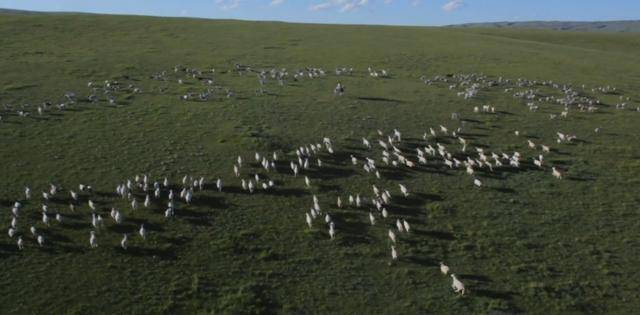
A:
[1, 7, 639, 28]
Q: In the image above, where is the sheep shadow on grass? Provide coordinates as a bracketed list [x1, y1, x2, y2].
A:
[121, 245, 178, 260]
[333, 214, 377, 247]
[412, 229, 457, 241]
[305, 166, 357, 180]
[491, 187, 516, 194]
[356, 96, 405, 103]
[379, 167, 415, 181]
[405, 255, 439, 267]
[189, 194, 229, 209]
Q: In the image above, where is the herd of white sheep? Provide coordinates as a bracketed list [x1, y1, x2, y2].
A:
[2, 63, 637, 297]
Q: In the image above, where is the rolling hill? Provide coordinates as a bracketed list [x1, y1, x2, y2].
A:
[0, 11, 639, 315]
[450, 20, 640, 33]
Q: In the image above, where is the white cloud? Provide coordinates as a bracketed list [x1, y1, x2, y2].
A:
[341, 0, 369, 12]
[215, 0, 241, 10]
[411, 0, 421, 6]
[270, 0, 285, 6]
[310, 2, 333, 11]
[310, 0, 370, 12]
[384, 0, 393, 4]
[442, 0, 463, 12]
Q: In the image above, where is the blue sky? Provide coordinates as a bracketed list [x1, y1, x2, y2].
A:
[1, 0, 639, 26]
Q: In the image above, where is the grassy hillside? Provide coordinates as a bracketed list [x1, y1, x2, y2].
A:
[451, 20, 640, 33]
[0, 13, 639, 314]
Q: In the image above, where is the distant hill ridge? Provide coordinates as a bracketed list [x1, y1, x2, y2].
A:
[0, 8, 91, 15]
[449, 20, 640, 33]
[1, 8, 639, 32]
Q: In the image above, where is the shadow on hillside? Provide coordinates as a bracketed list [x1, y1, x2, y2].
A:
[0, 199, 10, 207]
[270, 187, 309, 197]
[413, 229, 456, 241]
[128, 218, 165, 232]
[332, 213, 376, 247]
[305, 166, 357, 180]
[121, 245, 177, 260]
[409, 165, 455, 177]
[395, 193, 442, 208]
[453, 273, 520, 307]
[179, 207, 213, 226]
[475, 288, 517, 301]
[95, 191, 119, 198]
[387, 204, 422, 218]
[378, 167, 415, 181]
[189, 194, 229, 209]
[56, 243, 85, 254]
[357, 96, 405, 103]
[46, 230, 74, 243]
[405, 255, 438, 266]
[458, 132, 490, 139]
[59, 218, 90, 230]
[567, 175, 596, 182]
[0, 242, 18, 257]
[107, 223, 137, 234]
[491, 187, 516, 194]
[459, 274, 492, 283]
[317, 183, 342, 193]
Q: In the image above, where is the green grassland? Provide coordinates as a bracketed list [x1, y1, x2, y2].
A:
[0, 13, 639, 314]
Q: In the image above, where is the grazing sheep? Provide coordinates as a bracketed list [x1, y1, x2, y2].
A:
[399, 184, 409, 197]
[121, 234, 128, 250]
[440, 262, 450, 275]
[402, 220, 410, 233]
[89, 231, 98, 248]
[388, 229, 396, 243]
[306, 213, 312, 228]
[451, 274, 466, 295]
[329, 222, 336, 240]
[139, 224, 147, 240]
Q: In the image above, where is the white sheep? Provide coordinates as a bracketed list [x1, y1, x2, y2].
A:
[388, 229, 396, 243]
[306, 213, 312, 228]
[121, 234, 128, 250]
[451, 274, 466, 295]
[440, 262, 450, 275]
[552, 167, 563, 179]
[89, 231, 98, 248]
